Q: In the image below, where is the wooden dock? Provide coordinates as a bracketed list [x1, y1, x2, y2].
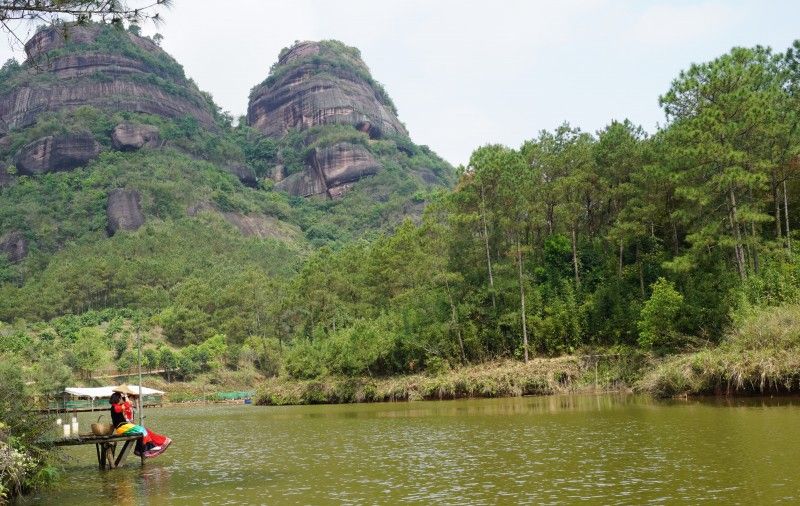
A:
[53, 434, 144, 470]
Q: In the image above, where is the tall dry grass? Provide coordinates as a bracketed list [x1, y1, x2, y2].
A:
[255, 358, 586, 406]
[637, 304, 800, 397]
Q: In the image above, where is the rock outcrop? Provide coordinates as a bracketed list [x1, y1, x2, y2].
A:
[248, 40, 407, 198]
[112, 122, 160, 151]
[276, 142, 381, 198]
[248, 41, 406, 139]
[0, 231, 27, 263]
[224, 163, 258, 188]
[187, 201, 302, 242]
[0, 162, 13, 187]
[106, 188, 144, 235]
[220, 212, 302, 242]
[312, 142, 381, 190]
[0, 23, 217, 135]
[275, 170, 327, 198]
[15, 132, 100, 175]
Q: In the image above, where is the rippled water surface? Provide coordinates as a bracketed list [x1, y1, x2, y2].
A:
[29, 395, 800, 504]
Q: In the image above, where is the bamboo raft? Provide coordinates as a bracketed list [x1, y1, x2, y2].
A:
[53, 434, 145, 470]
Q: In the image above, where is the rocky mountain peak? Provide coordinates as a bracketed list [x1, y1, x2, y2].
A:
[246, 40, 428, 199]
[0, 22, 218, 136]
[247, 39, 407, 140]
[24, 23, 159, 61]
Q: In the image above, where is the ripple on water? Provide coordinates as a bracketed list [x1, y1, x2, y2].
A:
[27, 395, 800, 504]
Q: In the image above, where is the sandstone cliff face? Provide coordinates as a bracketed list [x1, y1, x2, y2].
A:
[112, 122, 160, 151]
[248, 40, 412, 198]
[0, 231, 27, 263]
[276, 142, 381, 198]
[0, 162, 13, 187]
[15, 132, 100, 175]
[224, 162, 258, 188]
[313, 142, 381, 189]
[248, 41, 406, 140]
[0, 24, 217, 136]
[107, 188, 144, 235]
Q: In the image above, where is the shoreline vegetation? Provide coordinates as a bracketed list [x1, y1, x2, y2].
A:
[167, 298, 800, 406]
[256, 358, 595, 405]
[163, 304, 800, 406]
[46, 303, 798, 408]
[7, 21, 800, 502]
[638, 304, 800, 397]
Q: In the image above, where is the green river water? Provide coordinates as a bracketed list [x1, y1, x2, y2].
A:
[28, 395, 800, 504]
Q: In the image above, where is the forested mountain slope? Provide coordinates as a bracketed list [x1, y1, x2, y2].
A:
[0, 24, 454, 326]
[3, 25, 800, 405]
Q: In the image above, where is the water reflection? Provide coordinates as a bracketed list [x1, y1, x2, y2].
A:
[30, 394, 800, 504]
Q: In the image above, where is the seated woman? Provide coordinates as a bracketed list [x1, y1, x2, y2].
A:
[109, 390, 171, 458]
[123, 389, 172, 458]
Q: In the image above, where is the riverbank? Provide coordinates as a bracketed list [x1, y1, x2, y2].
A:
[254, 304, 800, 404]
[637, 304, 800, 397]
[255, 355, 643, 405]
[115, 305, 800, 405]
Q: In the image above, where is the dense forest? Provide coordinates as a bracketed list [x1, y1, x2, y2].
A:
[2, 34, 800, 396]
[271, 40, 800, 378]
[3, 20, 800, 501]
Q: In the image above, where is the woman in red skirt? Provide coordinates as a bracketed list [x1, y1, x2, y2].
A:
[112, 387, 172, 458]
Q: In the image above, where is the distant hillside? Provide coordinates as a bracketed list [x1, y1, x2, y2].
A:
[0, 24, 454, 323]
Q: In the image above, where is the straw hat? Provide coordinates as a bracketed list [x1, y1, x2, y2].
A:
[112, 385, 140, 396]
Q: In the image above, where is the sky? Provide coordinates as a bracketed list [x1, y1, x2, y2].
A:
[2, 0, 800, 166]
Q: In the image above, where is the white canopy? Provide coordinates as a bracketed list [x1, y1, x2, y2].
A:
[64, 385, 165, 399]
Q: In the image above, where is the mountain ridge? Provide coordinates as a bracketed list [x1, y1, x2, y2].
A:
[0, 22, 454, 321]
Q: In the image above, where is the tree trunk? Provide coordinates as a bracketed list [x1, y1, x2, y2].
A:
[571, 225, 581, 288]
[748, 187, 759, 274]
[729, 188, 747, 280]
[671, 219, 680, 255]
[750, 221, 759, 274]
[784, 178, 792, 256]
[772, 172, 782, 239]
[618, 242, 623, 278]
[637, 243, 645, 297]
[516, 238, 529, 363]
[444, 275, 466, 364]
[480, 185, 496, 309]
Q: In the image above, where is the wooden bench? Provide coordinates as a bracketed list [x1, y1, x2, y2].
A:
[53, 434, 145, 470]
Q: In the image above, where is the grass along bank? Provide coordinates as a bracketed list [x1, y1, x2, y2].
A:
[637, 304, 800, 397]
[255, 355, 645, 406]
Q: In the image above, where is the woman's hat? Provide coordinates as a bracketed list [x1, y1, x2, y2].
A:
[112, 385, 140, 396]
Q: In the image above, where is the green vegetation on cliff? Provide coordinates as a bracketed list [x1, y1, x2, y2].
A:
[255, 39, 397, 114]
[0, 24, 457, 408]
[3, 27, 800, 414]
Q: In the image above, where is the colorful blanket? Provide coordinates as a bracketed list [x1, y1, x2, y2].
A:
[113, 423, 147, 437]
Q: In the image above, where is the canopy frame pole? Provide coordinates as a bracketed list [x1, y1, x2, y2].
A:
[136, 323, 143, 426]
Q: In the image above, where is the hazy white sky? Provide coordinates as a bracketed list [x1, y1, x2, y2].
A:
[3, 1, 800, 165]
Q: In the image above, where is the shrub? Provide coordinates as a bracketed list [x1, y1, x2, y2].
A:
[284, 340, 326, 379]
[638, 278, 684, 353]
[0, 360, 59, 501]
[242, 336, 282, 377]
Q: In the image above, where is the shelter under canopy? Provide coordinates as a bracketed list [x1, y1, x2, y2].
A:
[65, 385, 165, 399]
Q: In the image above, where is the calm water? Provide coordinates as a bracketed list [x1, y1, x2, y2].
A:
[28, 395, 800, 505]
